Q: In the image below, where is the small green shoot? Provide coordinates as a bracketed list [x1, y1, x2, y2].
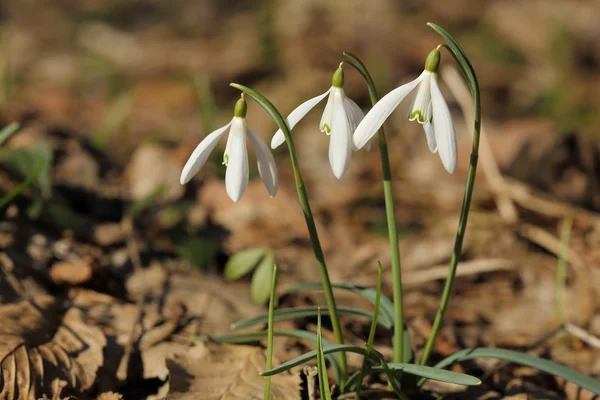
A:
[264, 264, 277, 400]
[555, 214, 573, 325]
[317, 308, 332, 400]
[252, 249, 275, 305]
[225, 247, 266, 281]
[0, 122, 20, 146]
[224, 247, 277, 305]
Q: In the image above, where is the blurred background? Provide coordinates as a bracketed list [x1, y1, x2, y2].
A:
[0, 0, 599, 397]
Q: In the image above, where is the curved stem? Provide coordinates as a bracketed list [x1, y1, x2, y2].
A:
[344, 53, 406, 365]
[230, 83, 348, 389]
[419, 23, 482, 366]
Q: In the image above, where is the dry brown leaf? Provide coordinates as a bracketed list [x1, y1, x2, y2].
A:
[96, 392, 124, 400]
[49, 257, 96, 285]
[0, 296, 105, 399]
[167, 343, 300, 400]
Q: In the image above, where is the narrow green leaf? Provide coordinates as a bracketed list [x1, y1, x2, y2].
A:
[377, 363, 481, 386]
[355, 264, 383, 398]
[423, 348, 600, 394]
[251, 250, 275, 305]
[225, 247, 266, 281]
[317, 308, 332, 400]
[286, 282, 394, 329]
[0, 158, 45, 209]
[264, 264, 278, 400]
[0, 122, 20, 146]
[231, 306, 390, 330]
[196, 329, 342, 383]
[261, 345, 375, 376]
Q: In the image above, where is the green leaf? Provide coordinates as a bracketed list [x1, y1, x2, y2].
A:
[261, 344, 375, 376]
[286, 282, 394, 329]
[173, 236, 218, 270]
[0, 122, 20, 146]
[231, 305, 390, 330]
[225, 247, 266, 281]
[251, 250, 275, 305]
[376, 363, 481, 386]
[0, 157, 45, 210]
[316, 309, 332, 400]
[195, 329, 342, 384]
[355, 264, 383, 397]
[424, 348, 600, 394]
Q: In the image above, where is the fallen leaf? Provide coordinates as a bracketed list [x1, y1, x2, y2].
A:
[167, 343, 300, 400]
[0, 296, 105, 399]
[49, 257, 96, 285]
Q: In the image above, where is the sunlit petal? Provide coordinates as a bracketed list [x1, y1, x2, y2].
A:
[431, 74, 457, 173]
[180, 121, 232, 185]
[329, 90, 352, 178]
[343, 96, 364, 133]
[319, 89, 336, 135]
[271, 88, 331, 149]
[423, 121, 437, 153]
[248, 129, 278, 198]
[353, 72, 424, 150]
[225, 117, 249, 202]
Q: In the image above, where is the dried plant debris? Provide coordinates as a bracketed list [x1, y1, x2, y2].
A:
[0, 296, 105, 399]
[166, 343, 300, 400]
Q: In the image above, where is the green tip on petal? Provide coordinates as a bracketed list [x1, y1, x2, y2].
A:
[233, 94, 247, 118]
[424, 48, 441, 73]
[331, 64, 344, 88]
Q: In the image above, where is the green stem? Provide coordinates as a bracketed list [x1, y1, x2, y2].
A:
[419, 23, 482, 366]
[264, 264, 277, 400]
[230, 83, 348, 390]
[344, 53, 406, 364]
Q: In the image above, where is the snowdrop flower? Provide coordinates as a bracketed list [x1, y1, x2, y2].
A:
[271, 63, 366, 179]
[180, 94, 278, 202]
[353, 48, 457, 173]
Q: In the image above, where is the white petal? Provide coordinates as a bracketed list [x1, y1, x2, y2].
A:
[423, 122, 437, 153]
[430, 74, 457, 173]
[353, 72, 425, 150]
[343, 96, 364, 133]
[248, 129, 278, 198]
[320, 88, 337, 134]
[271, 88, 331, 149]
[408, 71, 433, 123]
[225, 117, 249, 202]
[329, 90, 352, 178]
[180, 121, 232, 185]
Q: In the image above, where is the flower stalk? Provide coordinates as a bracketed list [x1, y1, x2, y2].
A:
[419, 22, 482, 366]
[343, 52, 407, 365]
[230, 83, 349, 389]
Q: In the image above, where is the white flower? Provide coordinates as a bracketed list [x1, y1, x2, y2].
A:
[180, 96, 278, 202]
[353, 48, 457, 173]
[270, 63, 367, 179]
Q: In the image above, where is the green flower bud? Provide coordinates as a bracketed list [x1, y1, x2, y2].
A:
[424, 48, 441, 73]
[331, 62, 344, 88]
[233, 94, 247, 118]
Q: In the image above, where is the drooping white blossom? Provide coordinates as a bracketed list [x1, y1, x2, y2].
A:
[353, 48, 457, 173]
[180, 95, 278, 202]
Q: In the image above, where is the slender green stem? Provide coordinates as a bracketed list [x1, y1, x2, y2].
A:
[230, 83, 348, 389]
[355, 262, 382, 399]
[419, 23, 482, 366]
[344, 52, 406, 364]
[264, 264, 278, 400]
